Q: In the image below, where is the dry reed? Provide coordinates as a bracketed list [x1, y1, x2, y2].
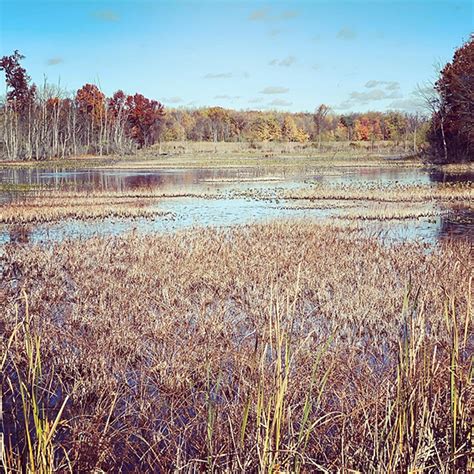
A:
[1, 222, 471, 472]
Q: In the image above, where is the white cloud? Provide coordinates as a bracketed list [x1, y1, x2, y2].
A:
[365, 80, 400, 90]
[268, 98, 292, 107]
[260, 86, 289, 94]
[269, 55, 296, 67]
[349, 89, 402, 103]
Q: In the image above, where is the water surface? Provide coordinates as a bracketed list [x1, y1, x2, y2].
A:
[1, 163, 472, 245]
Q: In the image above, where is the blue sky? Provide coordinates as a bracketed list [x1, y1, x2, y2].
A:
[0, 0, 472, 113]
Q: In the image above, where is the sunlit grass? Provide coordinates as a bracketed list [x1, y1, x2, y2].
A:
[1, 222, 471, 471]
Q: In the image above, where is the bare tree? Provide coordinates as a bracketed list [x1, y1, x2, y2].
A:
[314, 104, 330, 150]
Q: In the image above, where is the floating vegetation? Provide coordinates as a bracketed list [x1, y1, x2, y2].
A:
[283, 181, 473, 203]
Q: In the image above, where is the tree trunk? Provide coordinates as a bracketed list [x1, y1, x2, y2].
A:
[440, 116, 448, 162]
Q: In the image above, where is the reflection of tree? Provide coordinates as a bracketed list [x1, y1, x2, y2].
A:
[429, 170, 474, 184]
[438, 209, 474, 241]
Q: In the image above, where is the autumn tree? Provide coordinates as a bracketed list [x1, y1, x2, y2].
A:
[339, 114, 357, 140]
[0, 51, 38, 159]
[427, 35, 473, 162]
[281, 115, 298, 141]
[75, 84, 107, 152]
[126, 93, 165, 148]
[251, 115, 281, 142]
[354, 116, 370, 141]
[107, 90, 132, 151]
[313, 104, 330, 149]
[0, 50, 36, 113]
[206, 107, 230, 142]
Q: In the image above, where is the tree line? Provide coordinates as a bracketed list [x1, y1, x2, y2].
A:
[1, 36, 472, 162]
[0, 51, 164, 160]
[160, 106, 427, 151]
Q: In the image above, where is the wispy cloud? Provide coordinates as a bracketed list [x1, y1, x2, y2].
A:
[163, 96, 183, 104]
[92, 9, 120, 22]
[260, 86, 289, 94]
[365, 80, 400, 90]
[388, 89, 426, 112]
[204, 72, 248, 79]
[333, 101, 353, 111]
[214, 95, 241, 100]
[337, 27, 357, 40]
[249, 8, 299, 22]
[249, 8, 270, 21]
[387, 97, 424, 112]
[269, 55, 296, 67]
[334, 81, 403, 110]
[268, 98, 292, 107]
[349, 89, 401, 102]
[204, 72, 233, 79]
[248, 97, 264, 104]
[46, 57, 63, 66]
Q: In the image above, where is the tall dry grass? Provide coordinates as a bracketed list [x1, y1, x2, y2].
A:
[1, 223, 472, 472]
[0, 191, 180, 224]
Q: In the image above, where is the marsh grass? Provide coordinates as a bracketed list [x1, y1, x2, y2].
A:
[1, 180, 470, 227]
[1, 292, 70, 473]
[0, 142, 421, 172]
[0, 191, 179, 224]
[1, 222, 472, 471]
[281, 181, 473, 203]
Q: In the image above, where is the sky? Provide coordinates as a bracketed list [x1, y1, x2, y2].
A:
[0, 0, 472, 113]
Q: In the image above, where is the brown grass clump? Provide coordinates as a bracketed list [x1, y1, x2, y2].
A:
[1, 223, 472, 472]
[0, 191, 179, 224]
[282, 181, 473, 203]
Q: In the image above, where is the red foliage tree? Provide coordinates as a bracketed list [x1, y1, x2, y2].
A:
[428, 35, 474, 162]
[107, 90, 127, 120]
[0, 50, 36, 113]
[125, 93, 164, 147]
[75, 84, 106, 126]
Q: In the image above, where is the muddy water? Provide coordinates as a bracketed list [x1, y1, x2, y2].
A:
[0, 165, 472, 244]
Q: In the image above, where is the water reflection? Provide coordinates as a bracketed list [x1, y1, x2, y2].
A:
[438, 208, 474, 240]
[1, 165, 449, 194]
[429, 170, 474, 184]
[0, 164, 472, 245]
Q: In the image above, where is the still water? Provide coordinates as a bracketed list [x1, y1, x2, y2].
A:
[0, 165, 472, 244]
